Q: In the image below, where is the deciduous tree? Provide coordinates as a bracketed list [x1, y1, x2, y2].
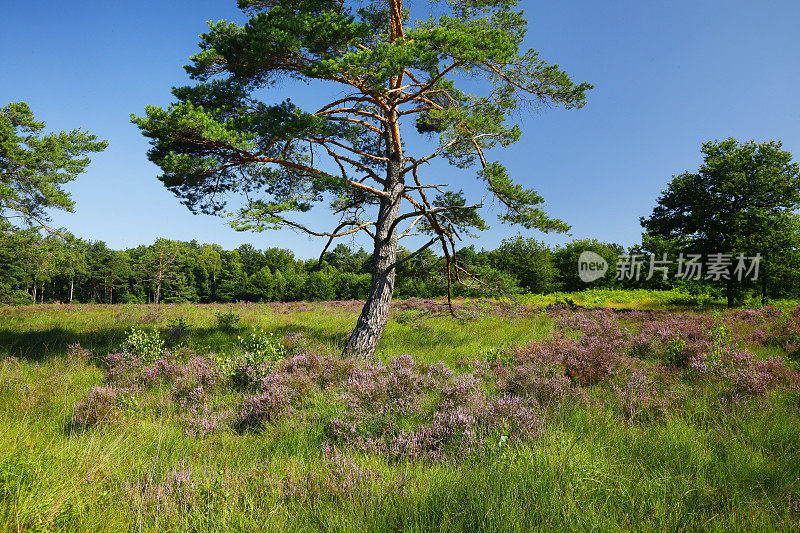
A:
[641, 138, 800, 307]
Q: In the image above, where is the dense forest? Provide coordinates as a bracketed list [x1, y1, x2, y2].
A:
[4, 231, 797, 306]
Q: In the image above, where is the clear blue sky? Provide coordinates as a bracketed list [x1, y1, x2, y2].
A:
[2, 0, 799, 258]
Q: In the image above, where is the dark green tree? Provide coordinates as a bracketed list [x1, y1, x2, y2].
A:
[1, 102, 107, 231]
[137, 239, 184, 304]
[197, 244, 223, 301]
[489, 236, 559, 293]
[237, 244, 268, 276]
[85, 242, 131, 304]
[57, 233, 89, 304]
[0, 230, 38, 303]
[282, 269, 307, 302]
[132, 0, 590, 357]
[216, 250, 248, 302]
[641, 139, 800, 307]
[304, 269, 336, 301]
[751, 213, 800, 303]
[245, 266, 275, 301]
[552, 239, 623, 292]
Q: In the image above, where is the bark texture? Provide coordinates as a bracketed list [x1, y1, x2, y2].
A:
[343, 121, 404, 359]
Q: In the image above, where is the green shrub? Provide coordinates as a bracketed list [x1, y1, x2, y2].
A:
[238, 329, 286, 368]
[214, 308, 241, 330]
[662, 337, 687, 367]
[481, 343, 515, 367]
[121, 327, 164, 364]
[166, 315, 193, 339]
[212, 329, 287, 384]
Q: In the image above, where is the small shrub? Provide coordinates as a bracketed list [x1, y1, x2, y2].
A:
[504, 363, 571, 406]
[72, 385, 128, 427]
[488, 395, 542, 437]
[765, 308, 800, 360]
[166, 316, 193, 340]
[122, 328, 164, 365]
[207, 330, 287, 389]
[171, 356, 223, 408]
[629, 334, 657, 359]
[662, 337, 687, 367]
[480, 344, 515, 367]
[237, 329, 287, 370]
[215, 308, 241, 330]
[66, 343, 93, 365]
[179, 406, 234, 437]
[708, 324, 731, 364]
[234, 386, 292, 431]
[141, 357, 184, 385]
[611, 368, 670, 423]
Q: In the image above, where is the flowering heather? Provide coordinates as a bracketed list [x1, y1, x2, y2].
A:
[688, 345, 793, 396]
[72, 385, 130, 427]
[141, 357, 184, 385]
[488, 395, 543, 437]
[103, 351, 145, 387]
[170, 356, 223, 409]
[66, 343, 93, 365]
[233, 385, 292, 431]
[551, 309, 632, 385]
[500, 355, 572, 406]
[122, 469, 195, 518]
[179, 405, 234, 437]
[279, 351, 356, 390]
[327, 365, 545, 461]
[67, 303, 800, 462]
[763, 306, 800, 357]
[751, 329, 768, 343]
[555, 308, 625, 337]
[339, 356, 431, 411]
[611, 367, 672, 423]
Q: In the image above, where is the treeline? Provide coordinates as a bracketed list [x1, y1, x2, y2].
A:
[2, 231, 797, 305]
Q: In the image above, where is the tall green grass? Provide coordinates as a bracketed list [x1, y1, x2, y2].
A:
[0, 302, 798, 531]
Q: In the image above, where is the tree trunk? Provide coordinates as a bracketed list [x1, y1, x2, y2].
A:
[343, 121, 404, 359]
[69, 277, 74, 304]
[32, 283, 37, 304]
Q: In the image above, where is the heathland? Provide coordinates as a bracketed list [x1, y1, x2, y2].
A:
[1, 292, 799, 531]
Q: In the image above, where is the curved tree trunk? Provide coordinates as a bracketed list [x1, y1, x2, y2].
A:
[343, 195, 401, 358]
[344, 119, 404, 359]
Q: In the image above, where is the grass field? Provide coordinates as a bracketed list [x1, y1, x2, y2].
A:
[1, 293, 799, 531]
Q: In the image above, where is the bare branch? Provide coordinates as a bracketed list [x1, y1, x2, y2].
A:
[314, 220, 373, 269]
[387, 238, 437, 272]
[398, 214, 424, 239]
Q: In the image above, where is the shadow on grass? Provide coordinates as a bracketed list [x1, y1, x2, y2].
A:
[0, 322, 354, 362]
[0, 315, 502, 363]
[0, 327, 126, 362]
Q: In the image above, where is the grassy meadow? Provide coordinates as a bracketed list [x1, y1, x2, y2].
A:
[1, 291, 799, 531]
